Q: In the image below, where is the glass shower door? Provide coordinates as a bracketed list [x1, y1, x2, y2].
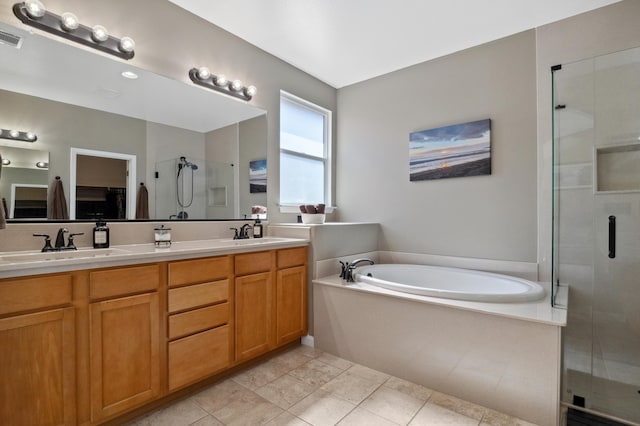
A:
[553, 47, 640, 424]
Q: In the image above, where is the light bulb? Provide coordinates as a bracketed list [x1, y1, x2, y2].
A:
[1, 159, 10, 166]
[244, 85, 257, 98]
[230, 80, 243, 91]
[9, 130, 20, 138]
[91, 25, 109, 42]
[214, 75, 227, 87]
[26, 132, 36, 140]
[196, 67, 211, 80]
[24, 0, 46, 19]
[118, 36, 135, 53]
[36, 161, 48, 168]
[60, 12, 79, 31]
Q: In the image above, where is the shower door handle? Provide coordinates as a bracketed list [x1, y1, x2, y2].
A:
[608, 215, 616, 259]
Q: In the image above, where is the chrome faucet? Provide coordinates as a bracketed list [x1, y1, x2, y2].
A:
[341, 258, 375, 282]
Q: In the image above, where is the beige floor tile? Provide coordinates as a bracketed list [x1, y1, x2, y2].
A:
[289, 358, 344, 387]
[429, 392, 487, 421]
[384, 377, 433, 402]
[321, 371, 382, 405]
[130, 398, 208, 426]
[264, 411, 312, 426]
[347, 364, 391, 384]
[210, 393, 283, 426]
[410, 402, 479, 426]
[289, 389, 356, 426]
[271, 349, 319, 371]
[294, 345, 323, 359]
[256, 374, 317, 409]
[190, 415, 225, 426]
[338, 407, 401, 426]
[480, 408, 538, 426]
[192, 379, 259, 414]
[359, 385, 425, 425]
[232, 359, 290, 390]
[316, 352, 354, 371]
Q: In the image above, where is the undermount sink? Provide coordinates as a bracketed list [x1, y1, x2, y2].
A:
[0, 248, 129, 263]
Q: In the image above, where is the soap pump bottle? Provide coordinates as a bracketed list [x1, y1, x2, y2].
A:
[253, 217, 263, 238]
[93, 220, 110, 249]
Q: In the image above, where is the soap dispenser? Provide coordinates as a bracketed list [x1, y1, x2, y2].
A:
[93, 220, 110, 249]
[253, 217, 263, 238]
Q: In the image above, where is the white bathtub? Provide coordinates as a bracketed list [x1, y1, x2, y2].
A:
[353, 264, 545, 303]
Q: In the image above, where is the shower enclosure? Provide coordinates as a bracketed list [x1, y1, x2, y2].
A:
[155, 157, 236, 220]
[552, 46, 640, 424]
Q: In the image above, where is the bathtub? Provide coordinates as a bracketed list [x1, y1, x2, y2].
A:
[354, 264, 545, 303]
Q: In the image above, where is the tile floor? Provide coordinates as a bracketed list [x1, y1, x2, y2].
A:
[129, 345, 537, 426]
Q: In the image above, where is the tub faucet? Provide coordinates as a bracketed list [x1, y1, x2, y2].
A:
[343, 258, 375, 282]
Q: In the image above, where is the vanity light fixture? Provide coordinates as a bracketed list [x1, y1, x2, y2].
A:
[13, 0, 135, 60]
[0, 128, 37, 142]
[189, 67, 257, 101]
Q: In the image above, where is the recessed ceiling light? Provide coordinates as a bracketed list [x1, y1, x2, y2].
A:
[121, 70, 138, 80]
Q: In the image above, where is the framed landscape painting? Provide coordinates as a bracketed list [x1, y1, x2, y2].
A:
[409, 119, 491, 181]
[249, 159, 267, 193]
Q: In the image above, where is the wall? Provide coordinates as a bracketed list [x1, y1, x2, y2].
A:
[336, 31, 537, 262]
[205, 123, 239, 219]
[239, 115, 268, 217]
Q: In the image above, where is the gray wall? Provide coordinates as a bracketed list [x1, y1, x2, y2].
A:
[239, 115, 268, 218]
[0, 0, 337, 224]
[336, 31, 538, 262]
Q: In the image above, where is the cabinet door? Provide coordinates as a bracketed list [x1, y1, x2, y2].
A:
[276, 265, 307, 346]
[235, 272, 272, 362]
[90, 293, 160, 421]
[0, 308, 76, 426]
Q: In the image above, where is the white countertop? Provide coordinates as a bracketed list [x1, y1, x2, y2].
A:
[313, 275, 567, 327]
[0, 237, 308, 279]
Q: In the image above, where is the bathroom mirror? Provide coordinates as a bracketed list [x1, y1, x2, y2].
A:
[0, 21, 267, 221]
[0, 145, 49, 219]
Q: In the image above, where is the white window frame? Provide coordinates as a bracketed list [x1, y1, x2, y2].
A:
[279, 90, 332, 213]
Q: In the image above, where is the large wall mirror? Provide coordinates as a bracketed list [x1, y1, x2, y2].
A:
[0, 21, 267, 222]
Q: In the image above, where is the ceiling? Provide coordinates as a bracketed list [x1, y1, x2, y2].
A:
[169, 0, 622, 88]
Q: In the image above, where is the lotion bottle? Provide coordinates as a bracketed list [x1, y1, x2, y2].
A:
[93, 220, 110, 248]
[253, 217, 263, 238]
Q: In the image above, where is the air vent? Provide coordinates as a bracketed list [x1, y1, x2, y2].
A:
[0, 29, 23, 49]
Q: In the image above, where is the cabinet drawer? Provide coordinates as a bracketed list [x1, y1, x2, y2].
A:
[0, 274, 72, 316]
[168, 325, 230, 390]
[168, 303, 229, 339]
[168, 280, 229, 313]
[277, 246, 308, 269]
[168, 256, 230, 288]
[235, 251, 272, 276]
[90, 264, 159, 300]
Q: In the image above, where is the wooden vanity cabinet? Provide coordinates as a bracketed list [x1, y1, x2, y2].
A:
[0, 273, 76, 426]
[276, 247, 308, 346]
[88, 264, 161, 422]
[234, 250, 274, 362]
[167, 256, 232, 391]
[235, 247, 308, 362]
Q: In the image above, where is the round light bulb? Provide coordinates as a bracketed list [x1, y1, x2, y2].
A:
[26, 132, 36, 140]
[214, 75, 227, 87]
[24, 0, 46, 19]
[9, 130, 20, 138]
[60, 12, 79, 31]
[91, 25, 109, 42]
[244, 85, 257, 98]
[36, 161, 48, 168]
[118, 36, 135, 53]
[230, 79, 243, 91]
[1, 159, 10, 166]
[196, 67, 211, 80]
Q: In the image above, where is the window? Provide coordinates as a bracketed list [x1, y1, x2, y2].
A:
[279, 91, 331, 208]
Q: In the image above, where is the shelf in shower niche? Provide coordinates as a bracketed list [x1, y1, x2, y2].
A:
[594, 142, 640, 193]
